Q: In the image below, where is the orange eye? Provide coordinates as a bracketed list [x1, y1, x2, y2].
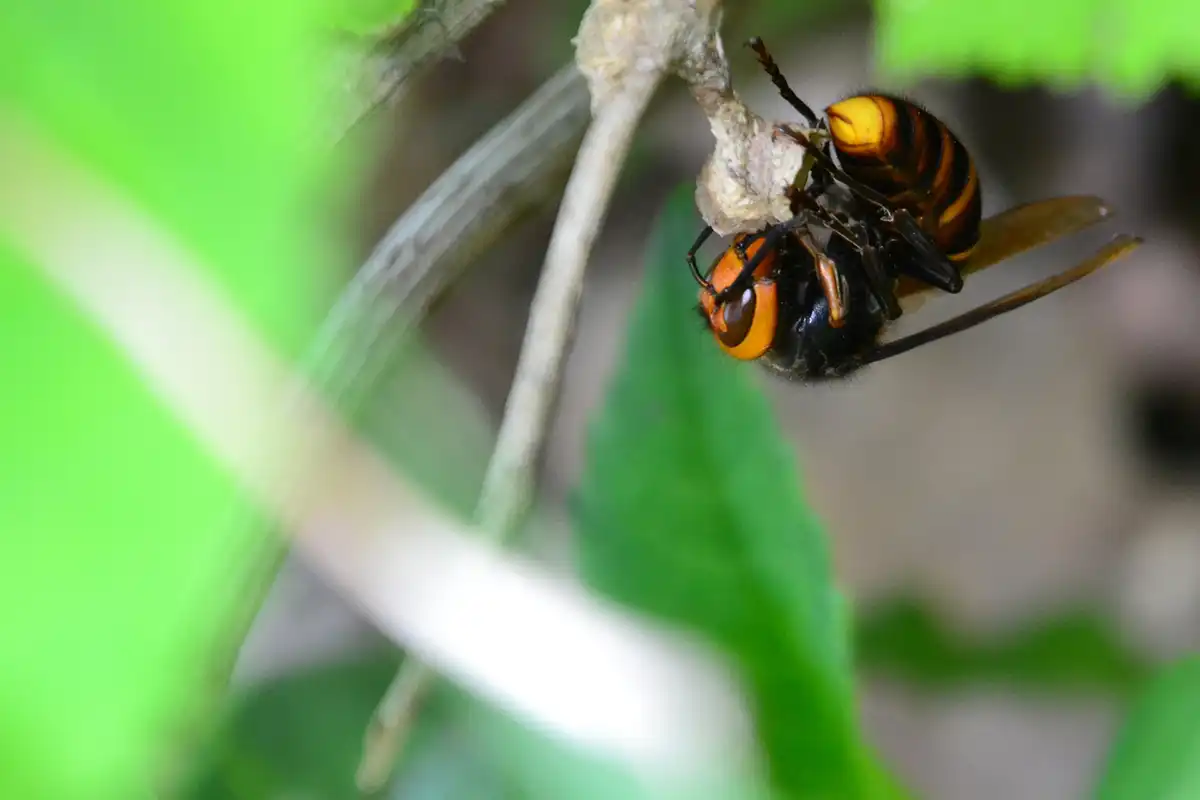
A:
[701, 280, 779, 360]
[697, 234, 781, 361]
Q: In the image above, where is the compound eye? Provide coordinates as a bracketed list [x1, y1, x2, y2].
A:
[707, 280, 778, 360]
[718, 287, 756, 347]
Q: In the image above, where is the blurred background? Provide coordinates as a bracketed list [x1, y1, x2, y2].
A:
[233, 1, 1200, 797]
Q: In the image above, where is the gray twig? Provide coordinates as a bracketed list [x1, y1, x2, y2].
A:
[345, 67, 591, 794]
[472, 80, 659, 536]
[307, 64, 589, 412]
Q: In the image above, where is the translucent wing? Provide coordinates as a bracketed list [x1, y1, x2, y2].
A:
[896, 194, 1115, 310]
[862, 234, 1142, 366]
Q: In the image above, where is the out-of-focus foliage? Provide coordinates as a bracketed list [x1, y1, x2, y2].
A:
[572, 185, 903, 800]
[875, 0, 1197, 97]
[188, 594, 1165, 797]
[323, 0, 416, 37]
[741, 0, 864, 38]
[186, 656, 526, 799]
[1094, 657, 1200, 799]
[187, 656, 404, 798]
[856, 598, 1150, 693]
[189, 655, 764, 800]
[0, 1, 337, 797]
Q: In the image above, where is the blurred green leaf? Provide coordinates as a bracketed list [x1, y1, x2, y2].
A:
[856, 597, 1150, 693]
[1093, 656, 1200, 800]
[190, 655, 766, 800]
[188, 657, 401, 799]
[0, 1, 339, 796]
[572, 185, 900, 799]
[187, 656, 524, 800]
[874, 0, 1198, 99]
[323, 0, 418, 37]
[738, 0, 864, 40]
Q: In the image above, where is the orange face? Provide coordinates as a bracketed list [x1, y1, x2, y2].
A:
[699, 234, 779, 361]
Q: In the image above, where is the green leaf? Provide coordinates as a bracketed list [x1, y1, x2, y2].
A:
[185, 655, 524, 800]
[874, 0, 1200, 100]
[1094, 657, 1200, 800]
[0, 1, 339, 797]
[571, 184, 898, 799]
[856, 597, 1150, 693]
[186, 656, 401, 799]
[188, 655, 766, 800]
[323, 0, 418, 38]
[740, 0, 864, 38]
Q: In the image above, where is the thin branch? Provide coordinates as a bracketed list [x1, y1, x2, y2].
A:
[474, 79, 660, 527]
[307, 63, 589, 410]
[354, 66, 653, 795]
[325, 0, 510, 147]
[357, 73, 659, 796]
[481, 0, 723, 617]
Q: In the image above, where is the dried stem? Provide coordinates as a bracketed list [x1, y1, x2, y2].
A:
[329, 63, 593, 799]
[355, 59, 661, 800]
[474, 80, 660, 534]
[308, 64, 589, 409]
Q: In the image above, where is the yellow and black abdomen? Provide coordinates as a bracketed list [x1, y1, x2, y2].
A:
[824, 94, 982, 264]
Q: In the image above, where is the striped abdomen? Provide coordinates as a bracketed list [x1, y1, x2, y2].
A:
[824, 94, 982, 264]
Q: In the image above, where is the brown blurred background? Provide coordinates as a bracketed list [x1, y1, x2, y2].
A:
[236, 2, 1200, 798]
